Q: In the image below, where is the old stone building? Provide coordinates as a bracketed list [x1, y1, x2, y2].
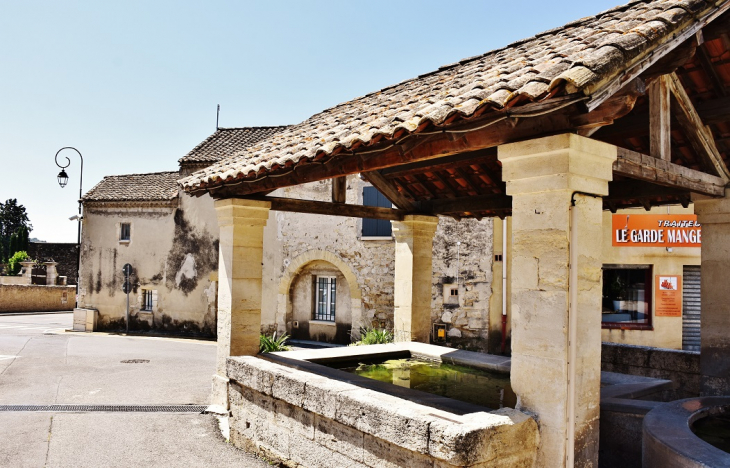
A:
[80, 127, 494, 345]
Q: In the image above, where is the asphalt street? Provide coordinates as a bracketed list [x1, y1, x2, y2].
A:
[0, 313, 270, 468]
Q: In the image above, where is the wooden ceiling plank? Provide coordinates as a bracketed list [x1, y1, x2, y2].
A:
[666, 72, 730, 181]
[414, 174, 437, 199]
[422, 194, 512, 215]
[430, 171, 459, 197]
[454, 167, 481, 195]
[362, 170, 417, 211]
[649, 75, 672, 161]
[614, 147, 725, 196]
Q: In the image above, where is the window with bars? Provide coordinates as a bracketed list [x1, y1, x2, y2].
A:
[142, 289, 154, 311]
[314, 276, 336, 321]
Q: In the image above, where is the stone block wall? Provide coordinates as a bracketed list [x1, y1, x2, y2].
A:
[27, 242, 78, 285]
[0, 285, 76, 312]
[601, 342, 700, 400]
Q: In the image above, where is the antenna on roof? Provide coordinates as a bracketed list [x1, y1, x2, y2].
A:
[216, 104, 220, 130]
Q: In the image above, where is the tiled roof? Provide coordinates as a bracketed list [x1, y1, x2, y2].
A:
[82, 171, 180, 202]
[179, 127, 288, 164]
[181, 0, 728, 193]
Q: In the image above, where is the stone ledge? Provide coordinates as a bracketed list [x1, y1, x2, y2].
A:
[227, 354, 538, 466]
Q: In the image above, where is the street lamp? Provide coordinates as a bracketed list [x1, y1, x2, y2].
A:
[54, 147, 84, 295]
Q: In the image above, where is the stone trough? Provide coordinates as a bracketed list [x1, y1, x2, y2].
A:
[226, 342, 671, 467]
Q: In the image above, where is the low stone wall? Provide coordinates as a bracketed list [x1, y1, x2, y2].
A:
[0, 276, 29, 285]
[0, 285, 75, 312]
[601, 342, 700, 401]
[227, 356, 538, 468]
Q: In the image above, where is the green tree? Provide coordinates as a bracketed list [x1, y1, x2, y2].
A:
[8, 232, 17, 259]
[0, 199, 32, 260]
[7, 251, 29, 276]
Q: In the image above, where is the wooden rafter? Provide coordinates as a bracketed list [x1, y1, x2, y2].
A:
[361, 170, 417, 211]
[614, 147, 725, 196]
[696, 31, 727, 97]
[422, 194, 512, 215]
[666, 72, 730, 181]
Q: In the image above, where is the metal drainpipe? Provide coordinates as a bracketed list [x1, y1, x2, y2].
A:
[501, 218, 508, 354]
[567, 199, 578, 467]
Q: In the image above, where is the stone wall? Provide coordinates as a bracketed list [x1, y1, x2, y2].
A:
[0, 285, 76, 312]
[27, 242, 79, 285]
[601, 342, 700, 400]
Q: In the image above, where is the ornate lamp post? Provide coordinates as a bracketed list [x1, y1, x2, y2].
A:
[54, 147, 84, 294]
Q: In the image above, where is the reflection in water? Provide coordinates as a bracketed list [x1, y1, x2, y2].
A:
[337, 358, 516, 410]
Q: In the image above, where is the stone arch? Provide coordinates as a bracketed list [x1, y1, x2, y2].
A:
[275, 250, 363, 340]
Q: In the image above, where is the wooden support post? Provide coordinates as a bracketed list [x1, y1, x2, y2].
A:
[649, 75, 671, 161]
[332, 176, 347, 203]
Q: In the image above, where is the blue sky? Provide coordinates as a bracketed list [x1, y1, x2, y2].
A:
[1, 0, 620, 242]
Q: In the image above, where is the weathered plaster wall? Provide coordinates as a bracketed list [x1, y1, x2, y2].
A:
[79, 192, 219, 336]
[0, 285, 75, 312]
[600, 206, 700, 349]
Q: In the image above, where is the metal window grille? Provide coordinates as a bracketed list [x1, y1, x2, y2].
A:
[315, 276, 336, 321]
[142, 290, 154, 311]
[120, 223, 131, 241]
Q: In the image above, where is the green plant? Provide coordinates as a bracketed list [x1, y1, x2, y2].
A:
[259, 331, 291, 353]
[7, 250, 29, 276]
[350, 327, 394, 346]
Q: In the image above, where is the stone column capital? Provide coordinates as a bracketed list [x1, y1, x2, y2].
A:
[391, 215, 439, 241]
[214, 198, 271, 228]
[498, 133, 617, 196]
[693, 189, 730, 225]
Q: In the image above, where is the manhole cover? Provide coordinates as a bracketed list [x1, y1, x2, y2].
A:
[121, 359, 150, 364]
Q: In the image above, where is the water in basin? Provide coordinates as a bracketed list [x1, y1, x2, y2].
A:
[693, 412, 730, 454]
[333, 357, 516, 409]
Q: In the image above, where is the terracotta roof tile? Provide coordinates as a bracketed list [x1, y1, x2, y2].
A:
[179, 126, 287, 164]
[83, 171, 180, 202]
[180, 0, 728, 193]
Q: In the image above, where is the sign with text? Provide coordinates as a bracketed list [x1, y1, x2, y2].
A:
[612, 214, 701, 247]
[655, 275, 682, 317]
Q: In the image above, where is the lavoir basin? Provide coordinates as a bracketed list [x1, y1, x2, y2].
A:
[226, 342, 670, 468]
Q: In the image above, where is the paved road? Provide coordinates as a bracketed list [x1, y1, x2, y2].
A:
[0, 313, 270, 468]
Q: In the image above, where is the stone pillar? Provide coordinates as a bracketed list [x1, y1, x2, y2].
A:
[44, 262, 58, 286]
[693, 190, 730, 396]
[392, 215, 439, 343]
[498, 134, 616, 467]
[211, 198, 271, 408]
[20, 261, 34, 284]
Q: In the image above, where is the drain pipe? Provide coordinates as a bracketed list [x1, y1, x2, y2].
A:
[501, 218, 508, 354]
[567, 192, 601, 467]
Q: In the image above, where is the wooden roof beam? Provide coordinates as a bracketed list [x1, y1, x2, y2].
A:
[666, 72, 730, 181]
[421, 194, 512, 215]
[243, 196, 407, 220]
[695, 31, 727, 97]
[614, 147, 725, 196]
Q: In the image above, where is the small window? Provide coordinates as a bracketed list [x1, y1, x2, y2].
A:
[141, 289, 155, 311]
[120, 223, 131, 241]
[602, 265, 652, 329]
[314, 276, 336, 321]
[362, 186, 392, 237]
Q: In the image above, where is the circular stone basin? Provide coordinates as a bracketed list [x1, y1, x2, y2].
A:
[643, 397, 730, 467]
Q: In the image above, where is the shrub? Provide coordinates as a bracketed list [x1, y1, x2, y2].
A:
[350, 327, 393, 346]
[259, 331, 291, 353]
[7, 251, 29, 276]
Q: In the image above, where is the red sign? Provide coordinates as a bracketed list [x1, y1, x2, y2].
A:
[612, 214, 701, 247]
